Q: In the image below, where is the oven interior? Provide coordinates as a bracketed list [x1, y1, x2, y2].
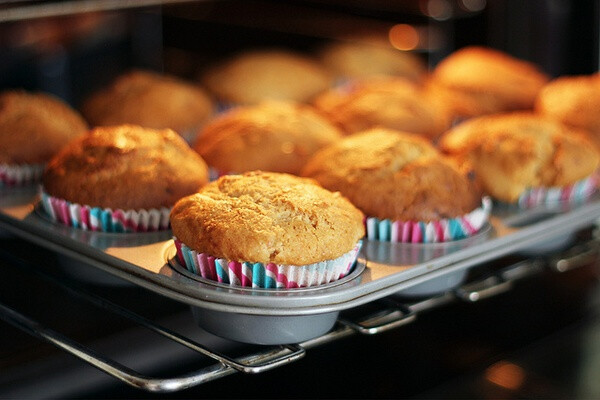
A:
[1, 1, 600, 398]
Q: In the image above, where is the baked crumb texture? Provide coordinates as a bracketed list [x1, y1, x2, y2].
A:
[439, 112, 600, 206]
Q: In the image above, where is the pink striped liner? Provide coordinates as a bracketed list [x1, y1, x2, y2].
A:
[40, 190, 171, 233]
[517, 171, 599, 208]
[0, 163, 44, 187]
[174, 238, 362, 289]
[366, 197, 492, 243]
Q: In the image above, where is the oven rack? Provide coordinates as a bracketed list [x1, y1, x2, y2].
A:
[1, 233, 598, 393]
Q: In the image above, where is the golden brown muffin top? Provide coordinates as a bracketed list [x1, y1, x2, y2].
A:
[0, 91, 88, 164]
[193, 100, 343, 175]
[428, 46, 549, 118]
[81, 70, 214, 138]
[170, 171, 364, 265]
[317, 37, 427, 82]
[43, 125, 209, 210]
[439, 112, 600, 203]
[535, 73, 600, 146]
[302, 128, 480, 221]
[200, 49, 333, 105]
[313, 77, 451, 140]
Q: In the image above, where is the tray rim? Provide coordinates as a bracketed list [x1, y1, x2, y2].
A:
[1, 189, 599, 316]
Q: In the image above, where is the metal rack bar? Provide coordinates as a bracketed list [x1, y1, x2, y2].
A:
[0, 236, 598, 392]
[0, 0, 199, 23]
[0, 248, 305, 375]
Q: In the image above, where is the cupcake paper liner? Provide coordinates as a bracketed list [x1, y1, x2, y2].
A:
[517, 172, 599, 208]
[366, 197, 492, 243]
[208, 167, 231, 182]
[173, 238, 362, 289]
[41, 191, 171, 233]
[0, 163, 44, 187]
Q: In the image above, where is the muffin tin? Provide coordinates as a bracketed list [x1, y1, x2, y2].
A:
[1, 186, 600, 344]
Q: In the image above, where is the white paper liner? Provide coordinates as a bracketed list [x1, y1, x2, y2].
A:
[366, 197, 492, 243]
[0, 163, 44, 187]
[40, 190, 170, 232]
[174, 238, 362, 289]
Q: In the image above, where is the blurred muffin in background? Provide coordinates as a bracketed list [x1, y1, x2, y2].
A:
[313, 77, 451, 140]
[426, 46, 549, 120]
[41, 124, 209, 232]
[0, 90, 88, 186]
[81, 70, 214, 142]
[317, 36, 427, 83]
[199, 48, 333, 107]
[193, 100, 342, 177]
[439, 112, 600, 206]
[302, 128, 489, 243]
[535, 73, 600, 151]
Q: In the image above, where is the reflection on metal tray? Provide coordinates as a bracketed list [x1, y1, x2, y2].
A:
[1, 187, 600, 321]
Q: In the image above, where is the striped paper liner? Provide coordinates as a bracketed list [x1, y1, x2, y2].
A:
[366, 197, 492, 243]
[174, 238, 362, 289]
[208, 167, 231, 182]
[517, 172, 599, 208]
[0, 163, 45, 187]
[40, 191, 170, 233]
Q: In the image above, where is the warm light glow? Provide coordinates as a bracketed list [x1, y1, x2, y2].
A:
[426, 0, 453, 20]
[485, 361, 526, 390]
[461, 0, 486, 12]
[388, 24, 419, 51]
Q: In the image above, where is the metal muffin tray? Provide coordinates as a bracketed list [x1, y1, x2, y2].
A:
[1, 185, 600, 344]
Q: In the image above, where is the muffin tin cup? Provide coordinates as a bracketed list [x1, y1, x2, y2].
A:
[170, 248, 366, 344]
[173, 238, 362, 289]
[517, 171, 600, 208]
[365, 196, 492, 243]
[190, 307, 340, 345]
[40, 190, 171, 233]
[0, 163, 44, 187]
[364, 224, 492, 298]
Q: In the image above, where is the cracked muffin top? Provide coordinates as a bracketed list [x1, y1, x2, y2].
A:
[81, 70, 214, 140]
[170, 171, 364, 265]
[301, 127, 480, 221]
[439, 112, 600, 203]
[193, 100, 342, 175]
[199, 49, 333, 105]
[312, 77, 451, 140]
[427, 46, 549, 119]
[0, 90, 88, 164]
[42, 124, 209, 210]
[317, 37, 427, 82]
[535, 73, 600, 151]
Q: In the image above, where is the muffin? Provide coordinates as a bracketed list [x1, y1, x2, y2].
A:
[439, 112, 600, 206]
[193, 100, 343, 177]
[41, 124, 209, 232]
[0, 90, 88, 186]
[170, 171, 364, 288]
[426, 46, 549, 120]
[302, 128, 490, 242]
[535, 73, 600, 151]
[313, 77, 451, 140]
[317, 36, 427, 82]
[199, 49, 333, 106]
[81, 70, 214, 142]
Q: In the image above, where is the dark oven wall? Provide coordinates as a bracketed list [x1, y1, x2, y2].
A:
[1, 0, 598, 107]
